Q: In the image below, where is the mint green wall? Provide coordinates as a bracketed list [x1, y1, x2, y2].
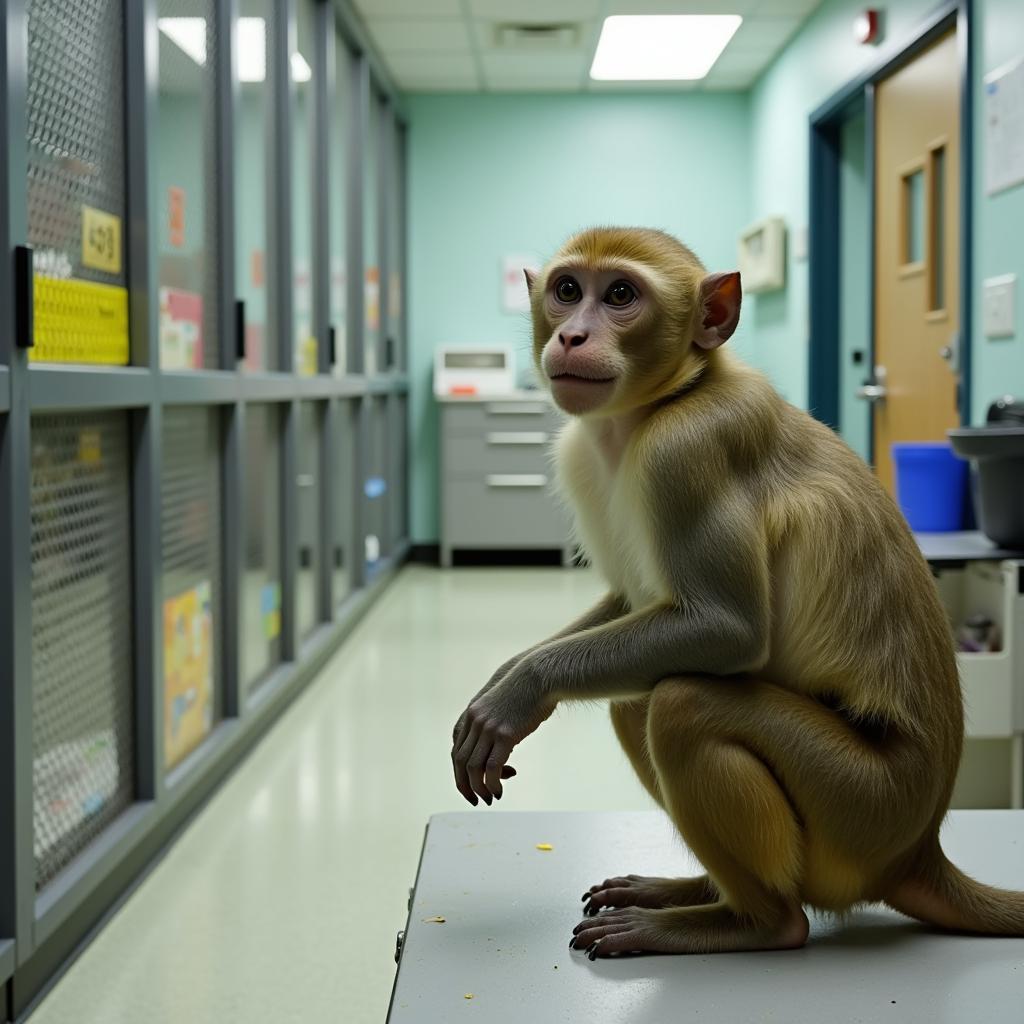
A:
[746, 0, 937, 406]
[746, 0, 1024, 423]
[971, 0, 1024, 420]
[407, 92, 751, 544]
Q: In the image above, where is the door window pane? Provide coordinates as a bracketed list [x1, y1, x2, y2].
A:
[236, 1, 273, 370]
[243, 404, 282, 691]
[156, 1, 221, 369]
[902, 168, 925, 265]
[930, 146, 946, 311]
[27, 0, 130, 366]
[292, 0, 317, 376]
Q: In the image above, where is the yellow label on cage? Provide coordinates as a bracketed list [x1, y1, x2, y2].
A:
[32, 276, 130, 364]
[81, 205, 122, 274]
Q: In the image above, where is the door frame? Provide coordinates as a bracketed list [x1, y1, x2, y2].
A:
[808, 0, 973, 458]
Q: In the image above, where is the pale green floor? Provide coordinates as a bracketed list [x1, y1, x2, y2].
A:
[29, 566, 653, 1024]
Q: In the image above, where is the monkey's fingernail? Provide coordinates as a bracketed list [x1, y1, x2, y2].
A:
[572, 925, 581, 934]
[586, 942, 598, 958]
[581, 893, 590, 902]
[588, 948, 598, 961]
[569, 938, 576, 949]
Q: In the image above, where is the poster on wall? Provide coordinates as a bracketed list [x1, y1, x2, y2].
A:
[159, 287, 204, 369]
[985, 57, 1024, 196]
[163, 580, 214, 769]
[260, 582, 281, 641]
[502, 254, 540, 313]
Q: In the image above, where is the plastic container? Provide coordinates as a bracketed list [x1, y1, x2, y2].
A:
[948, 426, 1024, 548]
[891, 441, 968, 532]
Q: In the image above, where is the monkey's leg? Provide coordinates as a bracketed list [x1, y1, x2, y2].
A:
[574, 675, 935, 957]
[575, 676, 815, 956]
[587, 700, 720, 915]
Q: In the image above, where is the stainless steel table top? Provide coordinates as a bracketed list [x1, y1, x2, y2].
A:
[388, 810, 1024, 1024]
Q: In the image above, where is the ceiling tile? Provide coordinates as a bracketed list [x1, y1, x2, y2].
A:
[728, 15, 803, 51]
[604, 0, 761, 13]
[398, 76, 480, 91]
[386, 52, 478, 80]
[480, 51, 586, 80]
[753, 0, 822, 15]
[468, 0, 601, 19]
[710, 47, 770, 74]
[473, 18, 597, 53]
[586, 78, 701, 92]
[484, 75, 583, 91]
[701, 68, 759, 89]
[367, 17, 472, 52]
[354, 0, 462, 15]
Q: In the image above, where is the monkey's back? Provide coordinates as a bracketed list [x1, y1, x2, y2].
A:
[713, 358, 963, 767]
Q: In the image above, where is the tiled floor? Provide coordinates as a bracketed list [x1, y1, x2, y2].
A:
[29, 566, 653, 1023]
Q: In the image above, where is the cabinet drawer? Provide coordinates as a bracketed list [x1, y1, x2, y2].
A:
[443, 401, 562, 437]
[444, 432, 554, 477]
[444, 476, 568, 547]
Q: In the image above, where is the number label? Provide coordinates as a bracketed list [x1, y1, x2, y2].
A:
[81, 205, 122, 274]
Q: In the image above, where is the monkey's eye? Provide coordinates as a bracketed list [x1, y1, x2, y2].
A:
[604, 281, 636, 307]
[554, 277, 581, 303]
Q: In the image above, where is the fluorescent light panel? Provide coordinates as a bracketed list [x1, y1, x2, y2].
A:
[158, 17, 207, 66]
[590, 15, 742, 81]
[158, 16, 310, 82]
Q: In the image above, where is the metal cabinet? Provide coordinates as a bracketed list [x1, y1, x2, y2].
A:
[439, 396, 571, 567]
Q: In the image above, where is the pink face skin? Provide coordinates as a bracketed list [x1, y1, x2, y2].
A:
[539, 267, 648, 417]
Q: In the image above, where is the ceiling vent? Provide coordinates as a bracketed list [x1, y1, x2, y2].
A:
[494, 23, 581, 50]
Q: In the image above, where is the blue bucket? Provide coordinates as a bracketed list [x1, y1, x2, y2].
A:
[891, 442, 967, 532]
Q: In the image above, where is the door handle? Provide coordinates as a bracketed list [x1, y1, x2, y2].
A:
[856, 383, 888, 402]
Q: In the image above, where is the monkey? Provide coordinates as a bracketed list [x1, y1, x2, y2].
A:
[450, 226, 1024, 958]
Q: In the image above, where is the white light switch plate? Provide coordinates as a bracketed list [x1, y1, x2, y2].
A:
[983, 274, 1016, 338]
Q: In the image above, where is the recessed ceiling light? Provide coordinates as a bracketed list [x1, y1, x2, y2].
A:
[158, 17, 207, 66]
[590, 15, 742, 81]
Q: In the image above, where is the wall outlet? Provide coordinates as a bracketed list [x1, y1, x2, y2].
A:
[983, 274, 1016, 338]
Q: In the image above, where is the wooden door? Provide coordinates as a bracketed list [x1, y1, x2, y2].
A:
[871, 29, 961, 495]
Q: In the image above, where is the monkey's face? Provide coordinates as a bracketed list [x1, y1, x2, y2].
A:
[533, 266, 658, 417]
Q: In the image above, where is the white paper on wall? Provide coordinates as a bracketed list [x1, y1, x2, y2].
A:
[503, 254, 540, 313]
[985, 57, 1024, 197]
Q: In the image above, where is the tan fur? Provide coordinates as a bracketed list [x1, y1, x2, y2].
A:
[526, 227, 1024, 954]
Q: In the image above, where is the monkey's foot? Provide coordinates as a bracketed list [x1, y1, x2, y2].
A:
[581, 874, 718, 915]
[569, 903, 809, 958]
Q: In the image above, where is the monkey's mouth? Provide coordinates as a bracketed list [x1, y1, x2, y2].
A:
[550, 373, 617, 384]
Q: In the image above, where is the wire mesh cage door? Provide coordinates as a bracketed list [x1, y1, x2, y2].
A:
[30, 412, 135, 889]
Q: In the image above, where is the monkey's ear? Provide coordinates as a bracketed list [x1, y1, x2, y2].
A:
[524, 268, 536, 294]
[694, 271, 742, 350]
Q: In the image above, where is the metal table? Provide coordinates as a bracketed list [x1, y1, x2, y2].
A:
[388, 810, 1024, 1023]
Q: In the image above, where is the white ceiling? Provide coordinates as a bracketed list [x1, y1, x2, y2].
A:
[352, 0, 823, 92]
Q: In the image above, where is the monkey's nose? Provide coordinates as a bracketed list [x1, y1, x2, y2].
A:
[559, 331, 588, 348]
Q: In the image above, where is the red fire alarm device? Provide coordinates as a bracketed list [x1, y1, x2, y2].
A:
[854, 9, 880, 45]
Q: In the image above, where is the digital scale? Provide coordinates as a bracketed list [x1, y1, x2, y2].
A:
[434, 345, 516, 397]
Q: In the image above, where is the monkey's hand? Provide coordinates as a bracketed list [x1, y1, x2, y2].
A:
[451, 671, 555, 806]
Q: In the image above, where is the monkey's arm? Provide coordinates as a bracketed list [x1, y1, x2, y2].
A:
[466, 590, 629, 702]
[451, 496, 769, 804]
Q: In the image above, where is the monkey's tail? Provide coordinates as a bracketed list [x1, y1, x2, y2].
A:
[886, 851, 1024, 936]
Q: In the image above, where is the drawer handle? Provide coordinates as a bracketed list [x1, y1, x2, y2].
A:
[486, 474, 548, 488]
[486, 403, 547, 415]
[486, 432, 549, 445]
